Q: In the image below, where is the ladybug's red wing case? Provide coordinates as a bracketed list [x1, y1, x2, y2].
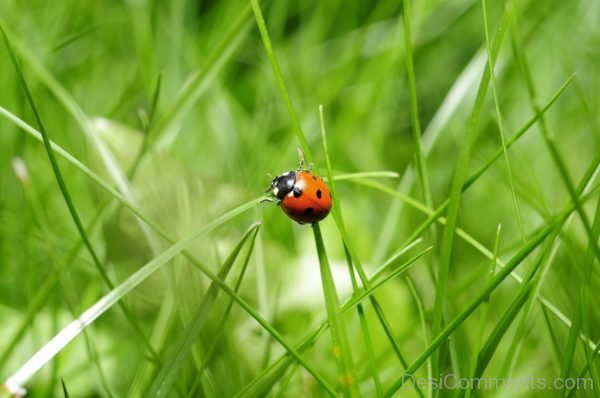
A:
[280, 171, 332, 224]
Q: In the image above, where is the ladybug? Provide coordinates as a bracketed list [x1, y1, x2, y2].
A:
[268, 168, 332, 224]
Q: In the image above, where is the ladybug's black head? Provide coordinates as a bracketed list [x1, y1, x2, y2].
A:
[269, 171, 296, 200]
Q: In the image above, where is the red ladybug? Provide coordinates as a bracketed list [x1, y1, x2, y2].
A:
[268, 169, 332, 224]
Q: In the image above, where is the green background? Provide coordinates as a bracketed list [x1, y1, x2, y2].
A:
[0, 0, 598, 396]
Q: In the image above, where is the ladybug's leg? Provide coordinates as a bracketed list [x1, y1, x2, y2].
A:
[260, 196, 278, 204]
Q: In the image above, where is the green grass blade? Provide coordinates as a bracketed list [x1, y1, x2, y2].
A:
[382, 149, 600, 396]
[2, 200, 257, 392]
[464, 230, 562, 392]
[482, 0, 526, 245]
[149, 223, 261, 398]
[463, 224, 500, 398]
[384, 203, 578, 397]
[509, 1, 600, 267]
[331, 171, 400, 181]
[190, 226, 259, 395]
[343, 244, 383, 396]
[319, 106, 422, 396]
[0, 22, 162, 365]
[0, 106, 337, 395]
[1, 23, 112, 308]
[60, 378, 69, 398]
[568, 336, 600, 398]
[249, 0, 312, 163]
[471, 279, 535, 380]
[234, 245, 431, 397]
[404, 275, 432, 397]
[1, 24, 136, 206]
[401, 0, 432, 209]
[312, 223, 358, 397]
[150, 4, 253, 149]
[431, 11, 510, 376]
[352, 167, 600, 357]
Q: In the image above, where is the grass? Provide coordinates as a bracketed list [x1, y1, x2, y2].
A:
[1, 0, 599, 397]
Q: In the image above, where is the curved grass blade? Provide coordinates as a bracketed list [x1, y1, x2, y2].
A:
[401, 0, 432, 209]
[312, 223, 358, 397]
[149, 223, 261, 397]
[188, 225, 259, 396]
[1, 23, 136, 207]
[343, 243, 382, 396]
[509, 4, 600, 393]
[0, 107, 338, 396]
[352, 172, 600, 355]
[2, 201, 257, 394]
[150, 4, 253, 149]
[249, 0, 312, 163]
[331, 171, 400, 181]
[234, 245, 431, 397]
[462, 224, 500, 398]
[383, 165, 600, 397]
[431, 10, 510, 376]
[384, 221, 556, 397]
[0, 22, 161, 365]
[482, 0, 526, 245]
[319, 106, 422, 397]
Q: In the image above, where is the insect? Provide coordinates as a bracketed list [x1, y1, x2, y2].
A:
[267, 163, 332, 224]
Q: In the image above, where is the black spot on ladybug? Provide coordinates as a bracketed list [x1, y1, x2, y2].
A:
[312, 175, 317, 180]
[304, 207, 314, 216]
[316, 189, 322, 199]
[293, 186, 303, 198]
[329, 192, 332, 199]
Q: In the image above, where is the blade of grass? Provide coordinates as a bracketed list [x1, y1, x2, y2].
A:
[498, 215, 572, 380]
[555, 160, 600, 397]
[0, 23, 161, 365]
[352, 170, 600, 355]
[577, 194, 600, 397]
[482, 0, 526, 246]
[404, 275, 432, 398]
[249, 0, 312, 163]
[312, 222, 358, 397]
[234, 245, 431, 397]
[510, 1, 600, 267]
[0, 107, 349, 396]
[384, 217, 557, 397]
[150, 3, 253, 149]
[1, 23, 136, 208]
[568, 336, 600, 398]
[13, 164, 115, 398]
[462, 224, 500, 398]
[2, 201, 257, 394]
[2, 71, 165, 378]
[187, 226, 258, 396]
[509, 4, 600, 392]
[331, 171, 400, 181]
[401, 0, 432, 209]
[319, 106, 423, 397]
[458, 227, 562, 398]
[60, 378, 69, 398]
[149, 223, 261, 398]
[372, 48, 488, 264]
[343, 244, 383, 397]
[431, 10, 510, 376]
[127, 291, 177, 398]
[383, 151, 600, 397]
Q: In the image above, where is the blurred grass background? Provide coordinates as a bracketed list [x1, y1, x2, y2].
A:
[0, 0, 599, 396]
